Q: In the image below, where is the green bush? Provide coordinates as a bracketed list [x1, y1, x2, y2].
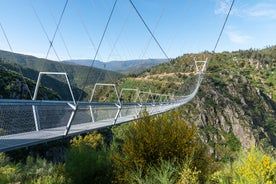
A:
[0, 153, 19, 183]
[22, 156, 66, 183]
[177, 160, 201, 184]
[112, 110, 215, 183]
[127, 158, 201, 184]
[65, 132, 113, 184]
[0, 153, 65, 184]
[128, 158, 179, 184]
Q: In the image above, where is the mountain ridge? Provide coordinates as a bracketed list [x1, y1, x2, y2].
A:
[62, 58, 169, 74]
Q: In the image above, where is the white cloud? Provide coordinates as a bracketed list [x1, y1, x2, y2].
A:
[247, 2, 276, 19]
[214, 0, 276, 19]
[214, 0, 232, 15]
[226, 31, 252, 44]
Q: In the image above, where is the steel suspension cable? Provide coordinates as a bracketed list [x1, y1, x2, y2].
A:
[136, 0, 171, 94]
[75, 6, 97, 56]
[31, 3, 69, 81]
[0, 23, 13, 56]
[128, 0, 170, 61]
[74, 2, 106, 81]
[32, 5, 63, 62]
[140, 0, 171, 59]
[45, 1, 73, 61]
[77, 0, 118, 102]
[0, 22, 33, 99]
[195, 0, 235, 97]
[213, 0, 235, 53]
[128, 0, 173, 96]
[128, 0, 173, 98]
[106, 8, 131, 62]
[103, 4, 132, 83]
[45, 0, 69, 60]
[81, 21, 97, 55]
[55, 26, 72, 60]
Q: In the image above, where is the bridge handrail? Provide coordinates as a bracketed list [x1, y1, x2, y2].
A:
[0, 99, 171, 107]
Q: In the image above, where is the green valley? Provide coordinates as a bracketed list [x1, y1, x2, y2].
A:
[0, 46, 275, 183]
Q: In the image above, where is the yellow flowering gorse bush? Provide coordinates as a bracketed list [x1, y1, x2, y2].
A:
[70, 131, 104, 149]
[209, 147, 276, 184]
[233, 147, 276, 184]
[178, 167, 200, 184]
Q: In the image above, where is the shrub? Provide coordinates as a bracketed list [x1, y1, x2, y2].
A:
[209, 147, 276, 184]
[112, 110, 215, 183]
[65, 131, 113, 184]
[0, 153, 19, 183]
[178, 163, 200, 184]
[28, 162, 66, 184]
[0, 153, 65, 184]
[128, 159, 179, 184]
[70, 131, 104, 150]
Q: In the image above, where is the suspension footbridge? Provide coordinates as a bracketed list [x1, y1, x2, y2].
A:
[0, 70, 204, 152]
[0, 0, 234, 152]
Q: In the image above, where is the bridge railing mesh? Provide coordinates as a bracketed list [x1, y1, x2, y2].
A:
[0, 105, 35, 135]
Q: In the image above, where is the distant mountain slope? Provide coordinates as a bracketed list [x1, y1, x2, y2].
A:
[0, 50, 124, 99]
[0, 59, 86, 100]
[62, 58, 169, 74]
[0, 62, 60, 100]
[62, 59, 101, 67]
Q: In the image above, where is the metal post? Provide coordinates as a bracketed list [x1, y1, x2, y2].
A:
[32, 73, 42, 131]
[65, 74, 76, 105]
[32, 105, 40, 131]
[113, 104, 122, 125]
[89, 105, 95, 122]
[32, 72, 76, 133]
[64, 107, 77, 136]
[194, 57, 208, 73]
[33, 73, 42, 100]
[89, 84, 98, 123]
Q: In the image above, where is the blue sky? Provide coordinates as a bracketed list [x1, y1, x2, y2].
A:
[0, 0, 276, 62]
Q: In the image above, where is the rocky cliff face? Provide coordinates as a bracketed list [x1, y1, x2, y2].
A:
[178, 51, 276, 159]
[120, 48, 276, 160]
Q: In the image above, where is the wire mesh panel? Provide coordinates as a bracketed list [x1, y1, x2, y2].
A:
[36, 105, 72, 129]
[72, 106, 93, 125]
[90, 104, 119, 122]
[0, 105, 35, 135]
[146, 104, 161, 115]
[88, 83, 121, 124]
[120, 104, 141, 118]
[119, 88, 142, 118]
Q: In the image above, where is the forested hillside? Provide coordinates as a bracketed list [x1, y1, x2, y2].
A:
[117, 46, 276, 157]
[180, 48, 276, 158]
[0, 50, 124, 100]
[0, 63, 60, 100]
